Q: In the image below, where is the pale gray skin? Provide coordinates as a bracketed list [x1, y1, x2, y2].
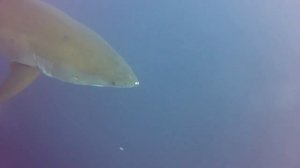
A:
[0, 0, 139, 88]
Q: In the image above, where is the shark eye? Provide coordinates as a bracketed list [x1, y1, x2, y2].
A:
[111, 81, 116, 86]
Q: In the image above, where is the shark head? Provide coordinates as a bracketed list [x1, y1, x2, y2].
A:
[0, 0, 139, 102]
[37, 46, 140, 88]
[28, 0, 140, 88]
[33, 24, 139, 88]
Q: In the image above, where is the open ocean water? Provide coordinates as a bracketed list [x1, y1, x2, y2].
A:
[1, 0, 300, 167]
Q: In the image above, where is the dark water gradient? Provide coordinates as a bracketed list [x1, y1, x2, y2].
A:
[1, 0, 300, 167]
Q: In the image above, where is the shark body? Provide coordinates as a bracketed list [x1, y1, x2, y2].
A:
[0, 0, 139, 102]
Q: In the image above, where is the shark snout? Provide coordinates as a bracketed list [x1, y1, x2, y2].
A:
[110, 71, 139, 88]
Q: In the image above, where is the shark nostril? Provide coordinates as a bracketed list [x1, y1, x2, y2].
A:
[71, 75, 79, 82]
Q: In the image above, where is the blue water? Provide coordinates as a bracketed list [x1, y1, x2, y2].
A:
[1, 0, 300, 167]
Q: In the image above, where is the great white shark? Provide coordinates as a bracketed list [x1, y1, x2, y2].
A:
[0, 0, 139, 102]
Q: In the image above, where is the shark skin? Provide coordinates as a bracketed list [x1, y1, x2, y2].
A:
[0, 0, 139, 102]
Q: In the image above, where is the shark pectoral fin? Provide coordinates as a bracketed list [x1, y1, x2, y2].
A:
[0, 62, 40, 103]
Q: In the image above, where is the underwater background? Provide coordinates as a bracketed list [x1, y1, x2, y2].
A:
[1, 0, 300, 167]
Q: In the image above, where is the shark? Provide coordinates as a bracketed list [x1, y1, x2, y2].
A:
[0, 0, 139, 102]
